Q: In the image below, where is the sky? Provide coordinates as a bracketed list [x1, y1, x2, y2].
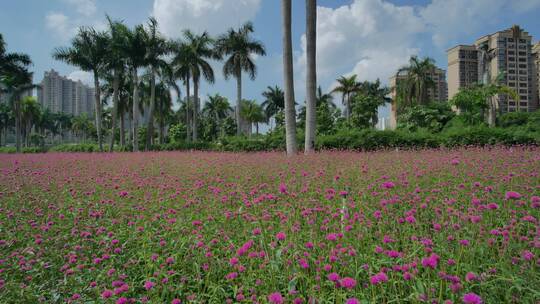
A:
[1, 0, 540, 119]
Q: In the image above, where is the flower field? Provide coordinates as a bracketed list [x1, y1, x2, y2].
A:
[0, 147, 539, 303]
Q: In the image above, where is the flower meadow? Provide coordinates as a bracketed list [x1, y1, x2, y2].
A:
[0, 147, 539, 303]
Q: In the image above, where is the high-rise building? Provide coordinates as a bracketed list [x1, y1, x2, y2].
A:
[447, 25, 539, 112]
[38, 69, 95, 116]
[447, 45, 478, 100]
[533, 42, 540, 107]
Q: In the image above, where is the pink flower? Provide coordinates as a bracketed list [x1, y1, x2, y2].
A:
[327, 272, 340, 282]
[326, 233, 338, 241]
[463, 292, 482, 304]
[236, 240, 254, 256]
[422, 253, 439, 269]
[268, 292, 284, 304]
[279, 183, 287, 194]
[339, 277, 356, 289]
[225, 272, 238, 280]
[171, 299, 182, 304]
[505, 191, 521, 200]
[346, 298, 359, 304]
[465, 272, 477, 282]
[276, 232, 286, 241]
[522, 250, 534, 261]
[101, 290, 113, 299]
[116, 297, 128, 304]
[229, 257, 239, 266]
[405, 215, 416, 224]
[369, 272, 388, 285]
[143, 281, 155, 290]
[381, 181, 395, 189]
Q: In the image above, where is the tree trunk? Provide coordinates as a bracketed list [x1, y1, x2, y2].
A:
[282, 0, 297, 155]
[109, 69, 120, 152]
[389, 100, 397, 130]
[487, 96, 497, 127]
[304, 0, 317, 154]
[15, 98, 21, 153]
[185, 73, 191, 142]
[256, 122, 259, 135]
[192, 78, 199, 141]
[93, 71, 103, 152]
[236, 71, 242, 136]
[132, 68, 139, 152]
[146, 67, 156, 150]
[119, 110, 125, 147]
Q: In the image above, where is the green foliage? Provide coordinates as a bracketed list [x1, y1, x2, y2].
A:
[168, 123, 187, 142]
[49, 143, 102, 152]
[349, 94, 384, 129]
[398, 102, 455, 132]
[497, 111, 531, 128]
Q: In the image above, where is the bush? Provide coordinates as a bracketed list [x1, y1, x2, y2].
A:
[498, 112, 530, 128]
[49, 143, 101, 152]
[0, 146, 46, 153]
[152, 141, 214, 151]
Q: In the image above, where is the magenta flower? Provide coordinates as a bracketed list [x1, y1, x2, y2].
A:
[116, 297, 128, 304]
[422, 253, 439, 269]
[268, 292, 284, 304]
[101, 290, 113, 299]
[327, 272, 340, 282]
[171, 299, 181, 304]
[276, 232, 286, 241]
[463, 292, 482, 304]
[143, 280, 155, 290]
[339, 277, 356, 289]
[505, 191, 521, 199]
[346, 298, 359, 304]
[369, 272, 388, 285]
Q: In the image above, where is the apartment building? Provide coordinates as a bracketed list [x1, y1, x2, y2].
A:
[447, 25, 539, 112]
[533, 42, 540, 108]
[37, 69, 95, 116]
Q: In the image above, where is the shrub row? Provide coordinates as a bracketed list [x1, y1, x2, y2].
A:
[2, 126, 538, 153]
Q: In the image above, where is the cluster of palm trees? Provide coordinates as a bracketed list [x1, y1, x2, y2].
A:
[52, 15, 266, 152]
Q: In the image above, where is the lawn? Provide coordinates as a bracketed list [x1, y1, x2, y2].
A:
[0, 147, 539, 303]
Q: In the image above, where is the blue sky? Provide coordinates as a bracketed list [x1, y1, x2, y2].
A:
[2, 0, 540, 119]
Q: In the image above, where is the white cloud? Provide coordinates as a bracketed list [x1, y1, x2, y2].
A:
[68, 70, 94, 86]
[45, 12, 78, 41]
[62, 0, 97, 17]
[152, 0, 262, 37]
[296, 0, 425, 95]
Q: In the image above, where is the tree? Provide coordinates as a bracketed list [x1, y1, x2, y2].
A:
[0, 70, 35, 152]
[154, 81, 173, 144]
[171, 40, 193, 142]
[261, 85, 285, 128]
[104, 16, 128, 152]
[450, 74, 518, 126]
[304, 0, 317, 154]
[281, 0, 298, 155]
[20, 96, 41, 146]
[53, 27, 108, 151]
[203, 94, 232, 139]
[0, 103, 11, 146]
[121, 24, 148, 151]
[215, 22, 266, 135]
[180, 30, 215, 141]
[71, 114, 92, 143]
[394, 56, 437, 111]
[331, 74, 362, 120]
[240, 99, 265, 136]
[143, 17, 169, 150]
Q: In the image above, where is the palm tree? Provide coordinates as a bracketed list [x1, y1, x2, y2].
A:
[143, 17, 169, 150]
[261, 86, 285, 125]
[180, 30, 215, 141]
[281, 0, 298, 155]
[0, 70, 36, 152]
[304, 0, 317, 154]
[358, 79, 391, 127]
[171, 40, 193, 142]
[53, 27, 108, 151]
[240, 99, 265, 136]
[121, 24, 148, 151]
[316, 86, 336, 108]
[0, 33, 32, 80]
[331, 74, 362, 120]
[203, 94, 232, 138]
[104, 16, 128, 152]
[215, 22, 266, 135]
[395, 56, 437, 108]
[20, 96, 41, 146]
[0, 103, 11, 146]
[71, 114, 92, 143]
[154, 81, 173, 144]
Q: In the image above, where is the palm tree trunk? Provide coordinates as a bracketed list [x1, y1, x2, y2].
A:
[109, 69, 120, 152]
[93, 71, 103, 152]
[390, 100, 397, 130]
[132, 68, 139, 152]
[304, 0, 317, 154]
[185, 73, 191, 142]
[119, 110, 125, 147]
[256, 122, 259, 135]
[487, 96, 497, 127]
[282, 0, 297, 155]
[236, 71, 242, 136]
[15, 98, 21, 153]
[192, 79, 199, 141]
[146, 67, 156, 150]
